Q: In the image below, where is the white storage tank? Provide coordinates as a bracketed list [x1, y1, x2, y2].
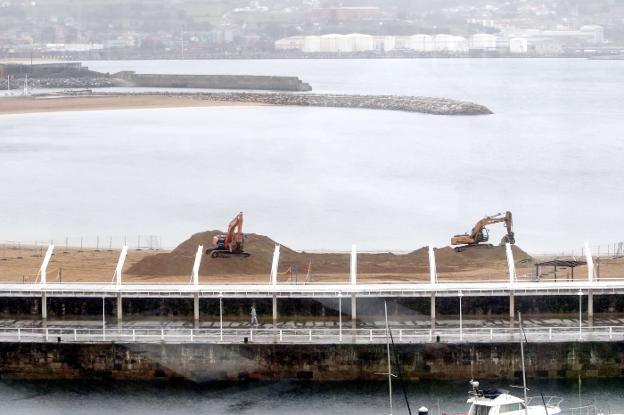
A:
[303, 36, 321, 53]
[274, 36, 306, 51]
[337, 35, 354, 52]
[345, 33, 374, 51]
[409, 34, 433, 52]
[453, 36, 469, 52]
[509, 38, 528, 54]
[374, 36, 396, 51]
[433, 34, 454, 51]
[394, 36, 411, 49]
[433, 34, 468, 52]
[469, 33, 497, 50]
[580, 25, 604, 43]
[320, 34, 342, 53]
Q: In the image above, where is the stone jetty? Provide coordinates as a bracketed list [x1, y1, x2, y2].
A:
[195, 91, 493, 115]
[70, 91, 492, 116]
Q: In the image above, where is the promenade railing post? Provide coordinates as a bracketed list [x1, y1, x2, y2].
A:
[270, 245, 280, 332]
[38, 245, 54, 327]
[459, 290, 464, 342]
[585, 242, 595, 326]
[192, 245, 202, 329]
[585, 242, 594, 282]
[350, 245, 357, 333]
[506, 242, 516, 327]
[429, 245, 437, 329]
[114, 245, 128, 287]
[578, 289, 583, 340]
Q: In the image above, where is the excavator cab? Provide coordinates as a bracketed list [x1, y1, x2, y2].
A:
[479, 228, 490, 243]
[213, 235, 227, 250]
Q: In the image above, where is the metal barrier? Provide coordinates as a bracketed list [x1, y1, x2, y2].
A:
[1, 326, 624, 345]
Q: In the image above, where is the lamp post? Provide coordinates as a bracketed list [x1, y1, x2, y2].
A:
[219, 292, 224, 341]
[459, 290, 464, 342]
[102, 295, 106, 339]
[578, 289, 583, 340]
[338, 292, 343, 342]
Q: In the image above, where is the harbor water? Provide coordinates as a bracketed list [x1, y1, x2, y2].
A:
[2, 58, 624, 252]
[0, 378, 623, 415]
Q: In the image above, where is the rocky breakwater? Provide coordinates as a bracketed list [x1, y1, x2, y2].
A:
[196, 92, 493, 115]
[0, 77, 116, 90]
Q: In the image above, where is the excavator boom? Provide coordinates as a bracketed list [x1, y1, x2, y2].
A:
[451, 211, 515, 249]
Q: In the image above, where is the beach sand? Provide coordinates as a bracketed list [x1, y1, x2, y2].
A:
[0, 94, 256, 115]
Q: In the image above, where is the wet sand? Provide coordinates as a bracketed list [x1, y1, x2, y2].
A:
[0, 94, 256, 115]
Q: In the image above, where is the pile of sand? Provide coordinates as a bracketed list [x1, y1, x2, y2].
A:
[126, 230, 533, 280]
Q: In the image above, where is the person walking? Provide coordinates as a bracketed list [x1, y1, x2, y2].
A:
[250, 305, 258, 326]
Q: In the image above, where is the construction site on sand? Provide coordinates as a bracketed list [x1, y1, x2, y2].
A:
[1, 232, 622, 286]
[1, 211, 622, 284]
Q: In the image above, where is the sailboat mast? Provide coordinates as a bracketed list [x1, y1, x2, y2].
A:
[385, 301, 393, 415]
[519, 312, 529, 415]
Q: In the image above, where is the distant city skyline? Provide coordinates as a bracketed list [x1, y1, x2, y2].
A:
[1, 0, 623, 58]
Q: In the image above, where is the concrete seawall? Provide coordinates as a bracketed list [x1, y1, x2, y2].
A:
[0, 62, 313, 92]
[0, 342, 620, 381]
[114, 72, 312, 92]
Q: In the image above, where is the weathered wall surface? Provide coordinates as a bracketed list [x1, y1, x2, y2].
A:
[0, 342, 622, 382]
[115, 73, 313, 91]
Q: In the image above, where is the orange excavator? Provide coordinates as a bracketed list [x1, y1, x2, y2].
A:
[207, 212, 250, 258]
[451, 211, 515, 251]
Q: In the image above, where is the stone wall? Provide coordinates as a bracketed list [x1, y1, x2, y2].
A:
[115, 72, 312, 91]
[0, 342, 622, 381]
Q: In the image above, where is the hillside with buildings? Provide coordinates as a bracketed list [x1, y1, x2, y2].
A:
[0, 0, 623, 58]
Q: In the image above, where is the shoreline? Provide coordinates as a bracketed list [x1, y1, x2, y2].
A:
[0, 94, 256, 115]
[0, 91, 493, 116]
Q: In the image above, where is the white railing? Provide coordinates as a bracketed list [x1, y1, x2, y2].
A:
[1, 325, 624, 345]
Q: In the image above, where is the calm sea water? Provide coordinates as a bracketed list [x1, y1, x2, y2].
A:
[1, 379, 623, 415]
[2, 59, 624, 253]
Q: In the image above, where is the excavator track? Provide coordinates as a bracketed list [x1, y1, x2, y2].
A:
[208, 249, 251, 259]
[454, 243, 494, 253]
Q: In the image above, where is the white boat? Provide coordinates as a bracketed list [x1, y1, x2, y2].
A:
[467, 381, 562, 415]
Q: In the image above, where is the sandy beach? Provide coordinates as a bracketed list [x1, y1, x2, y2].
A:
[0, 94, 255, 115]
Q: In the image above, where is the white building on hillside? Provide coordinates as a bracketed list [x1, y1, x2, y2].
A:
[409, 34, 433, 52]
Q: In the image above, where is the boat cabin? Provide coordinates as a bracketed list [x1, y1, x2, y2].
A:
[468, 389, 527, 415]
[467, 382, 560, 415]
